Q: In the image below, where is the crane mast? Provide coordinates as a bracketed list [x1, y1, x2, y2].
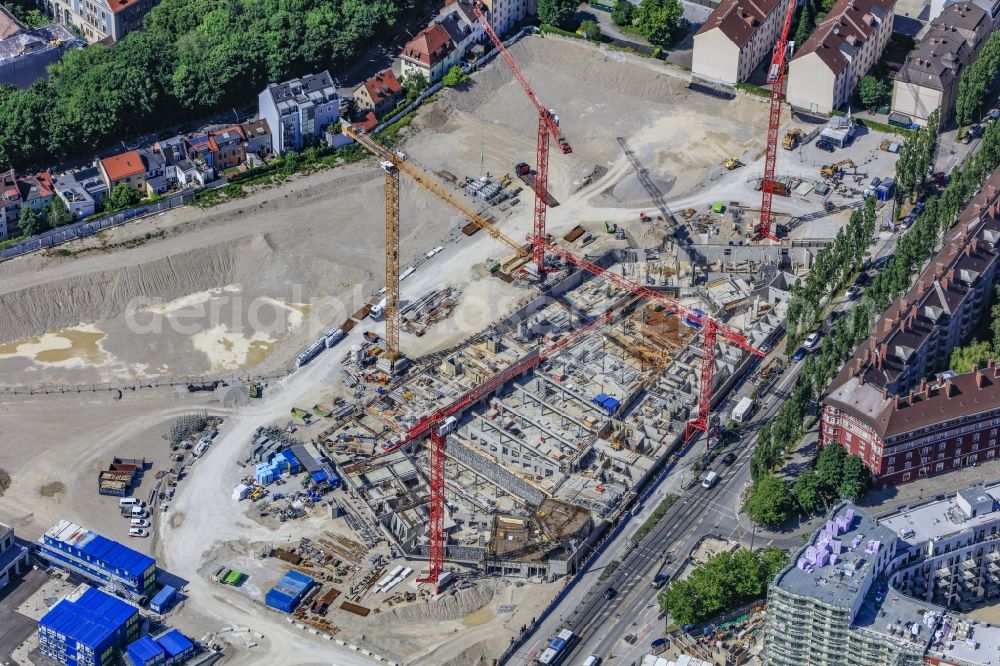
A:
[757, 0, 798, 242]
[473, 4, 571, 275]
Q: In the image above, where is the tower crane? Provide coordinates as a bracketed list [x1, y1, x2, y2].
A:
[342, 126, 765, 583]
[473, 3, 571, 276]
[757, 0, 798, 242]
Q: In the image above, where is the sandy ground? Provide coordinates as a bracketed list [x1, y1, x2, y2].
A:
[0, 34, 905, 665]
[0, 36, 824, 388]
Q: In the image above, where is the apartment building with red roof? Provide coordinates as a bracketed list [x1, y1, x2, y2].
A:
[820, 167, 1000, 486]
[692, 0, 785, 85]
[99, 150, 146, 193]
[39, 0, 158, 43]
[354, 69, 404, 119]
[399, 23, 460, 84]
[786, 0, 896, 114]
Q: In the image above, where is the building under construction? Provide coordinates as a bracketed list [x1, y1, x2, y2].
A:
[317, 248, 787, 578]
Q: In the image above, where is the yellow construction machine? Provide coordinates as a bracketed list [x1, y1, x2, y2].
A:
[723, 157, 743, 170]
[782, 129, 805, 150]
[820, 159, 857, 178]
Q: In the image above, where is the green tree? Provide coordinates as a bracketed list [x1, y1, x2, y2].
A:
[579, 19, 602, 41]
[744, 474, 792, 526]
[537, 0, 578, 28]
[612, 0, 635, 25]
[792, 1, 814, 52]
[815, 443, 846, 492]
[403, 71, 428, 105]
[837, 454, 868, 501]
[991, 285, 1000, 353]
[635, 0, 684, 46]
[17, 205, 43, 237]
[659, 579, 701, 625]
[442, 65, 469, 88]
[956, 31, 1000, 126]
[950, 340, 994, 373]
[792, 469, 824, 513]
[857, 76, 888, 111]
[47, 196, 76, 227]
[107, 183, 140, 211]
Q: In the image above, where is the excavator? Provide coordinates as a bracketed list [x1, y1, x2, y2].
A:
[782, 129, 805, 150]
[723, 157, 744, 170]
[820, 159, 857, 178]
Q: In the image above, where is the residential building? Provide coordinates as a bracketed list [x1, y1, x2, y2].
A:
[479, 0, 532, 36]
[891, 2, 993, 126]
[930, 0, 1000, 31]
[39, 0, 159, 43]
[354, 69, 404, 119]
[99, 150, 145, 193]
[0, 168, 22, 241]
[258, 70, 340, 155]
[137, 148, 167, 196]
[38, 585, 140, 666]
[240, 119, 272, 157]
[18, 171, 54, 212]
[210, 125, 245, 169]
[399, 23, 460, 84]
[36, 519, 157, 601]
[820, 167, 1000, 485]
[0, 6, 81, 89]
[0, 522, 29, 590]
[765, 491, 1000, 666]
[691, 0, 785, 85]
[53, 172, 96, 220]
[153, 135, 191, 167]
[786, 0, 896, 115]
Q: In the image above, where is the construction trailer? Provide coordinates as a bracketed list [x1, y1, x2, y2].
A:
[126, 629, 195, 666]
[38, 585, 140, 666]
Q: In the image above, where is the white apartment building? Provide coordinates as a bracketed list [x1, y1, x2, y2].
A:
[258, 71, 340, 155]
[766, 486, 1000, 666]
[692, 0, 785, 85]
[786, 0, 896, 115]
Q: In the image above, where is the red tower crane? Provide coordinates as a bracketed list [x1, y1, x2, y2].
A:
[757, 0, 798, 242]
[395, 245, 764, 583]
[473, 4, 571, 275]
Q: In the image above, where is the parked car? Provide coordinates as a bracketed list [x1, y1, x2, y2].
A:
[792, 347, 807, 362]
[128, 528, 149, 538]
[651, 574, 670, 589]
[816, 139, 836, 153]
[722, 452, 737, 466]
[804, 332, 821, 350]
[604, 587, 617, 600]
[870, 176, 881, 187]
[129, 518, 150, 528]
[846, 285, 863, 300]
[989, 108, 999, 122]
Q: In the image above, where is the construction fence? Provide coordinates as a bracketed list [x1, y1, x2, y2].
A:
[0, 369, 290, 396]
[0, 189, 195, 262]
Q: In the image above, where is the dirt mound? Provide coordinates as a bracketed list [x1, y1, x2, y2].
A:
[39, 481, 66, 497]
[373, 584, 495, 625]
[0, 239, 256, 343]
[441, 638, 508, 666]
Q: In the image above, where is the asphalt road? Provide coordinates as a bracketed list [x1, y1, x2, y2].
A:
[0, 567, 48, 665]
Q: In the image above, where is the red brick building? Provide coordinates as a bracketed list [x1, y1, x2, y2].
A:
[820, 167, 1000, 486]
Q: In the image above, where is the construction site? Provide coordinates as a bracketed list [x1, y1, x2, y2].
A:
[0, 22, 904, 666]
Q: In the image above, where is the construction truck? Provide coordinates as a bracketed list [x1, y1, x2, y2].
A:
[820, 159, 857, 178]
[723, 157, 743, 170]
[782, 129, 805, 150]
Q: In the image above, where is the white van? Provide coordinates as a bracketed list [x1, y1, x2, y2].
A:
[131, 505, 148, 518]
[582, 656, 602, 666]
[702, 471, 719, 489]
[119, 497, 144, 509]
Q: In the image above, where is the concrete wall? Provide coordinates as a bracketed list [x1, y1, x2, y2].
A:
[892, 80, 948, 127]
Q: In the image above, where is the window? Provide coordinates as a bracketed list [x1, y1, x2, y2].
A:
[903, 472, 911, 481]
[936, 462, 945, 471]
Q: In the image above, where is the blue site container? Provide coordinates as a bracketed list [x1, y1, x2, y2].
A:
[149, 585, 176, 614]
[265, 570, 314, 613]
[38, 587, 140, 666]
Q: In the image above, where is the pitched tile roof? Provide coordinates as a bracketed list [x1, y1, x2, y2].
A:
[792, 0, 894, 75]
[695, 0, 783, 48]
[895, 31, 971, 91]
[360, 69, 402, 105]
[100, 150, 145, 182]
[400, 23, 455, 68]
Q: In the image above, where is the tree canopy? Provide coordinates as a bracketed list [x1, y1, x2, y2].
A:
[635, 0, 684, 46]
[612, 0, 635, 26]
[744, 474, 792, 526]
[857, 76, 889, 112]
[658, 547, 787, 625]
[0, 0, 412, 170]
[537, 0, 578, 28]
